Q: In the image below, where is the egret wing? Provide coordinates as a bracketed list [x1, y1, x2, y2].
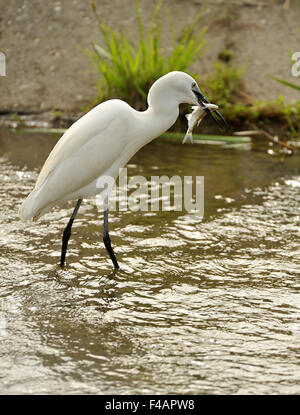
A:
[35, 100, 127, 189]
[32, 100, 131, 211]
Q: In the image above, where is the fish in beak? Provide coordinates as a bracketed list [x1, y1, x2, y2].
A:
[192, 87, 228, 131]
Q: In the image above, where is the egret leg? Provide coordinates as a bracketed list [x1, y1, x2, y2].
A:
[103, 208, 119, 270]
[60, 199, 82, 268]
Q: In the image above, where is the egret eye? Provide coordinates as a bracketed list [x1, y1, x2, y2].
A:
[191, 82, 197, 89]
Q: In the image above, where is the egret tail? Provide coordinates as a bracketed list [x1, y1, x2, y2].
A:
[19, 188, 42, 222]
[19, 185, 54, 222]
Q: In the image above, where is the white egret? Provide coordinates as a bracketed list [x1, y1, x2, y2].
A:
[19, 71, 226, 269]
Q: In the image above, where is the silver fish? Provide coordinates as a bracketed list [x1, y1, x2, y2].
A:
[183, 103, 218, 144]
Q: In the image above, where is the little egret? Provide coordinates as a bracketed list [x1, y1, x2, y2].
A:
[19, 71, 226, 269]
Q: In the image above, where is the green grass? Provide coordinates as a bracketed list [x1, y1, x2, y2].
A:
[84, 1, 300, 137]
[201, 60, 245, 111]
[272, 77, 300, 92]
[267, 54, 300, 137]
[197, 60, 300, 137]
[86, 0, 207, 108]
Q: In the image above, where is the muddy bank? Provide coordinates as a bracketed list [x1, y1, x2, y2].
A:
[0, 0, 300, 115]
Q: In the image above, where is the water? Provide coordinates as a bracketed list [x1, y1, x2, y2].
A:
[0, 128, 299, 394]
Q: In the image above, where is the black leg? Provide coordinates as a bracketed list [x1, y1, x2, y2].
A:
[60, 199, 82, 268]
[103, 208, 119, 270]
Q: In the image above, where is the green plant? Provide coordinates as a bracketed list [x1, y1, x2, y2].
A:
[272, 77, 300, 91]
[218, 48, 234, 63]
[272, 51, 300, 91]
[10, 113, 21, 122]
[86, 0, 207, 108]
[271, 54, 300, 137]
[53, 110, 61, 119]
[202, 61, 244, 110]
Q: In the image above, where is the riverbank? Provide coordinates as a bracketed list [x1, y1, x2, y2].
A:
[0, 0, 299, 135]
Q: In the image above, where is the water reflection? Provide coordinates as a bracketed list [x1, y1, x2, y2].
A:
[0, 128, 299, 394]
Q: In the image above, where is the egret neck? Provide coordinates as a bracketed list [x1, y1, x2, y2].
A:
[133, 102, 180, 150]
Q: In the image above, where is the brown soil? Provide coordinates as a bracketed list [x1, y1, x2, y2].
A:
[0, 0, 300, 114]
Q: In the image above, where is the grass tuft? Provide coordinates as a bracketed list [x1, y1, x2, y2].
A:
[86, 0, 207, 109]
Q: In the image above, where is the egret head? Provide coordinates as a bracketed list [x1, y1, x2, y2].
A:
[148, 71, 227, 130]
[148, 71, 200, 107]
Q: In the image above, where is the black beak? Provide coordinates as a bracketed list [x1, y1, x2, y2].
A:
[192, 89, 228, 131]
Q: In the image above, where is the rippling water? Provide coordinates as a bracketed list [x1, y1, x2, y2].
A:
[0, 128, 299, 394]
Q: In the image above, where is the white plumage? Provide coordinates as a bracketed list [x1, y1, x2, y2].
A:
[19, 71, 207, 221]
[19, 71, 224, 268]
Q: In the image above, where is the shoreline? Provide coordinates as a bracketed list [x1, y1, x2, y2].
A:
[1, 0, 300, 113]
